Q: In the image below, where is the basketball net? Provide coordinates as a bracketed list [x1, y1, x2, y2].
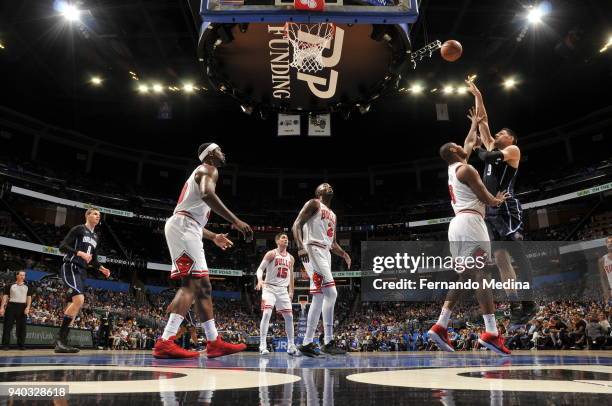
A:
[284, 22, 335, 73]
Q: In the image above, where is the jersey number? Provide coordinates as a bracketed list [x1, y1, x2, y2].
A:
[448, 184, 456, 204]
[276, 267, 288, 279]
[327, 225, 334, 238]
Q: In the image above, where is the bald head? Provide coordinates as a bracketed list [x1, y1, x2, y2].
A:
[439, 142, 466, 164]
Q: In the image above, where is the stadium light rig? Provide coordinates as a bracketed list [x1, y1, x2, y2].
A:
[0, 42, 4, 50]
[526, 2, 550, 25]
[600, 36, 612, 53]
[443, 86, 454, 95]
[183, 83, 195, 93]
[138, 84, 149, 93]
[409, 83, 424, 94]
[152, 84, 163, 93]
[503, 77, 517, 89]
[90, 76, 102, 86]
[56, 1, 81, 22]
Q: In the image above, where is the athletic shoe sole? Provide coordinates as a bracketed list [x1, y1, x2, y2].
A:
[428, 331, 455, 352]
[478, 338, 511, 356]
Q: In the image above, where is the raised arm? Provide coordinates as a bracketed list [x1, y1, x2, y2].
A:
[466, 81, 495, 151]
[464, 107, 482, 160]
[456, 164, 508, 207]
[196, 165, 253, 240]
[292, 199, 320, 263]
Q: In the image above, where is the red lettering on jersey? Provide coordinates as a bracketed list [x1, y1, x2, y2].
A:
[177, 182, 189, 204]
[276, 267, 288, 278]
[274, 258, 290, 267]
[327, 225, 334, 238]
[448, 184, 456, 204]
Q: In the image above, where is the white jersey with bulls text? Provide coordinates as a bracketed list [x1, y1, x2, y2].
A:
[302, 200, 336, 249]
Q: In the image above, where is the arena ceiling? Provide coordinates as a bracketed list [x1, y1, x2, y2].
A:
[0, 0, 610, 168]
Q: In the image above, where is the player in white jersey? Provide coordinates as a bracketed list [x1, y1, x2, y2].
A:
[153, 142, 253, 359]
[428, 122, 513, 356]
[598, 236, 612, 302]
[292, 183, 351, 357]
[255, 233, 298, 355]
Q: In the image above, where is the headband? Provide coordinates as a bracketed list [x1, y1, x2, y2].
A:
[198, 143, 219, 162]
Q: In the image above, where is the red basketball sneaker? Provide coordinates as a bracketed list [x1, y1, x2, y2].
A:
[428, 324, 455, 352]
[153, 336, 200, 359]
[206, 336, 247, 359]
[478, 332, 512, 356]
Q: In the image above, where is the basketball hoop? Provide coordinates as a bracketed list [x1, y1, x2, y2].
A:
[284, 22, 335, 73]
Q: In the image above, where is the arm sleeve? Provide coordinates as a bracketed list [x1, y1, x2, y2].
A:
[256, 255, 272, 280]
[59, 226, 80, 254]
[476, 148, 504, 163]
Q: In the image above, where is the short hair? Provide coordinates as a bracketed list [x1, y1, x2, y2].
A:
[439, 142, 455, 162]
[198, 143, 215, 161]
[502, 128, 518, 145]
[275, 232, 288, 242]
[85, 208, 100, 216]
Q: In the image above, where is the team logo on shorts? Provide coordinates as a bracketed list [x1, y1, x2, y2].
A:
[174, 251, 195, 274]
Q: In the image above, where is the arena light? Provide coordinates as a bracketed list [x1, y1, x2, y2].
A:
[456, 86, 468, 95]
[183, 83, 195, 93]
[409, 83, 424, 94]
[90, 76, 102, 86]
[0, 42, 4, 50]
[138, 84, 149, 93]
[443, 86, 454, 95]
[600, 36, 612, 53]
[526, 3, 550, 25]
[57, 2, 81, 22]
[152, 83, 163, 93]
[503, 77, 517, 89]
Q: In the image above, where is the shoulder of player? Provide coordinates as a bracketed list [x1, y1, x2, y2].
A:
[305, 198, 321, 212]
[502, 145, 521, 159]
[455, 163, 477, 179]
[194, 164, 218, 181]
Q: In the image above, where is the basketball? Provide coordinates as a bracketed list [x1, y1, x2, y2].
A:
[441, 40, 463, 62]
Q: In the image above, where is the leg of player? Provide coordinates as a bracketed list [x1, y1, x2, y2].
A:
[505, 236, 537, 319]
[55, 293, 84, 353]
[282, 310, 298, 356]
[320, 284, 345, 355]
[473, 267, 511, 356]
[259, 308, 272, 355]
[298, 293, 323, 357]
[428, 282, 467, 352]
[192, 276, 246, 358]
[153, 283, 200, 359]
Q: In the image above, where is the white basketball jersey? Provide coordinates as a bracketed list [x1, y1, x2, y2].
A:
[264, 249, 292, 288]
[448, 162, 485, 217]
[603, 254, 612, 289]
[303, 201, 336, 249]
[173, 166, 212, 227]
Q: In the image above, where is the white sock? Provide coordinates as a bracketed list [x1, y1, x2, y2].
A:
[282, 312, 294, 346]
[322, 286, 337, 345]
[437, 307, 452, 328]
[204, 319, 218, 341]
[260, 309, 272, 349]
[162, 313, 184, 340]
[303, 294, 323, 345]
[483, 314, 498, 335]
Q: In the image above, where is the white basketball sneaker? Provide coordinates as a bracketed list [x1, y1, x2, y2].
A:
[287, 344, 300, 356]
[260, 348, 270, 355]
